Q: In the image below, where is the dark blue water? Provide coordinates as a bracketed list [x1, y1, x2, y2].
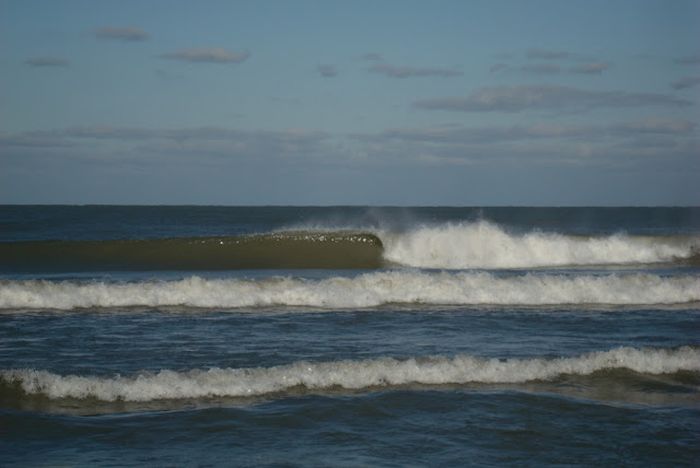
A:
[1, 206, 699, 466]
[2, 206, 699, 242]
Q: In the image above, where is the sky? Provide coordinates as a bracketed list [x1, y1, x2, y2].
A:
[1, 0, 699, 205]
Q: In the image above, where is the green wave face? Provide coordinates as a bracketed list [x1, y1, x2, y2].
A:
[0, 232, 385, 271]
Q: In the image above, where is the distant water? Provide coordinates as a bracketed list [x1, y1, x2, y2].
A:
[1, 206, 699, 466]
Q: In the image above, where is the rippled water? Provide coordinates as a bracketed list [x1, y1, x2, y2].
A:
[1, 206, 698, 466]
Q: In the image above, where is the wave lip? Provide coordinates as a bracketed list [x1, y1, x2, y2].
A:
[1, 271, 698, 310]
[381, 221, 699, 269]
[2, 346, 697, 402]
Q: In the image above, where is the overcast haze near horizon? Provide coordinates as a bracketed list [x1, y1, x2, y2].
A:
[1, 0, 699, 206]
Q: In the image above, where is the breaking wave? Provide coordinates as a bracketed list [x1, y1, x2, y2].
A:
[380, 221, 699, 269]
[0, 222, 697, 272]
[1, 271, 698, 310]
[2, 346, 697, 401]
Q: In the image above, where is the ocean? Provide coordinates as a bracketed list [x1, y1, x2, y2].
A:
[1, 206, 699, 466]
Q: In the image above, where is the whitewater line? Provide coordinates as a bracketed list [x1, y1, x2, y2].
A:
[2, 346, 698, 401]
[378, 221, 699, 269]
[1, 271, 698, 310]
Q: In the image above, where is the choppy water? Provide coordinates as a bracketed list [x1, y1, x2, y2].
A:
[1, 206, 699, 466]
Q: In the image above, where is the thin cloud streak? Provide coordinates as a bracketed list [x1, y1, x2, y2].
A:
[5, 117, 695, 172]
[676, 54, 700, 65]
[671, 76, 700, 90]
[160, 48, 250, 64]
[317, 64, 338, 77]
[369, 63, 462, 78]
[361, 53, 383, 61]
[413, 85, 692, 113]
[95, 27, 150, 41]
[526, 48, 571, 60]
[355, 118, 696, 145]
[351, 119, 699, 168]
[0, 126, 331, 164]
[570, 62, 609, 74]
[520, 63, 561, 75]
[25, 57, 69, 67]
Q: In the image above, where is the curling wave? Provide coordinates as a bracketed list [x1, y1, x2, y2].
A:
[381, 221, 699, 269]
[2, 346, 697, 401]
[1, 222, 697, 272]
[1, 271, 698, 310]
[0, 231, 384, 272]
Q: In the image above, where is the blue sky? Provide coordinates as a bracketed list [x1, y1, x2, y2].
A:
[1, 0, 699, 205]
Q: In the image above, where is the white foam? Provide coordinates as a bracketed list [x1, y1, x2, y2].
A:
[3, 346, 698, 401]
[380, 221, 697, 269]
[0, 271, 698, 310]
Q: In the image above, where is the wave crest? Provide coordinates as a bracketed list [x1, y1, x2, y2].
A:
[1, 271, 698, 310]
[2, 346, 697, 401]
